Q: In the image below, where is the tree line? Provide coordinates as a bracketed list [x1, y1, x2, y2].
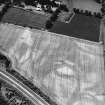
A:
[73, 8, 102, 19]
[0, 0, 68, 13]
[0, 0, 69, 29]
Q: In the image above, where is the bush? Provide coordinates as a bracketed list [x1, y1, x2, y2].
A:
[101, 8, 105, 14]
[96, 12, 102, 18]
[75, 8, 80, 13]
[85, 10, 89, 16]
[45, 20, 53, 29]
[59, 4, 69, 12]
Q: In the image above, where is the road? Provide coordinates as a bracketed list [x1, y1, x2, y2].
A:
[0, 69, 50, 105]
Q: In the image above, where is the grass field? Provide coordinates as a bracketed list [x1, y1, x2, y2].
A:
[50, 14, 101, 42]
[1, 7, 101, 42]
[1, 7, 50, 30]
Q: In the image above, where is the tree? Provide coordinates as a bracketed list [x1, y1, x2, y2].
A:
[101, 0, 105, 15]
[45, 7, 61, 29]
[96, 12, 102, 18]
[94, 0, 101, 3]
[50, 8, 60, 21]
[45, 20, 53, 29]
[59, 4, 69, 12]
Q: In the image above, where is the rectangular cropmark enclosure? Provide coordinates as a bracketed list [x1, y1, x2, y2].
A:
[0, 23, 104, 105]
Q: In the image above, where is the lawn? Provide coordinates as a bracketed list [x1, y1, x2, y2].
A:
[50, 13, 101, 42]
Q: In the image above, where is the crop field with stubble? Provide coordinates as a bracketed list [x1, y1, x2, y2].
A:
[1, 7, 101, 42]
[0, 23, 104, 105]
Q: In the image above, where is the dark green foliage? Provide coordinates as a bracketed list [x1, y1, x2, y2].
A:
[50, 8, 60, 21]
[96, 12, 102, 18]
[7, 69, 57, 105]
[0, 52, 12, 70]
[0, 79, 33, 105]
[94, 0, 102, 3]
[101, 0, 105, 16]
[59, 4, 69, 12]
[73, 8, 102, 19]
[45, 20, 53, 29]
[45, 8, 61, 29]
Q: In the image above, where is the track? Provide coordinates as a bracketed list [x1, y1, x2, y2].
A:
[0, 69, 50, 105]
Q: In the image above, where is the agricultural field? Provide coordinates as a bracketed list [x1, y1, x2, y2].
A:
[50, 13, 101, 42]
[0, 23, 104, 105]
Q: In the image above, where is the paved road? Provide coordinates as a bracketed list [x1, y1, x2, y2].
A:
[0, 69, 49, 105]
